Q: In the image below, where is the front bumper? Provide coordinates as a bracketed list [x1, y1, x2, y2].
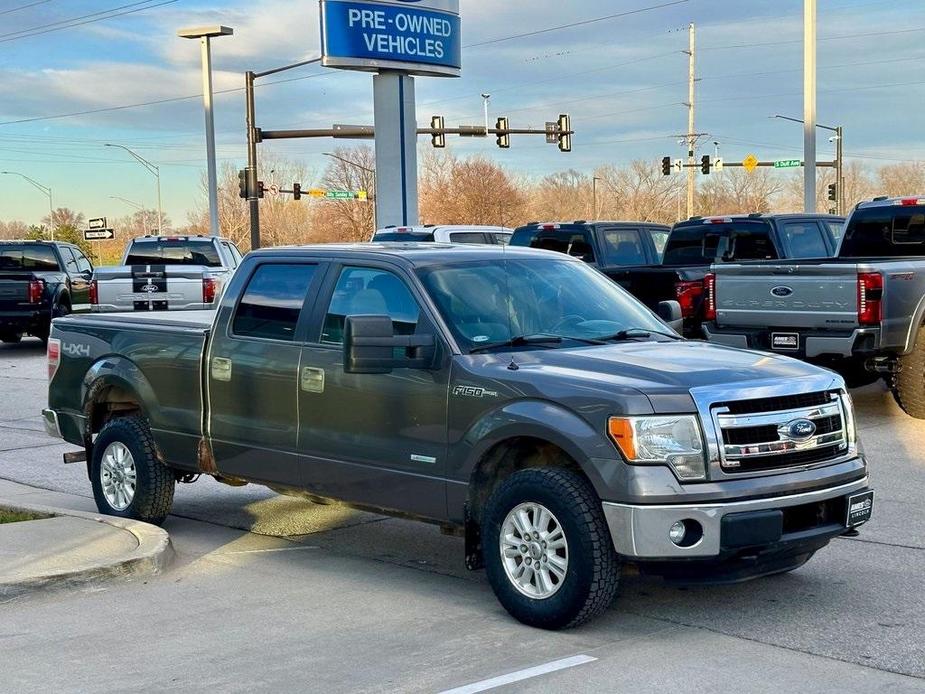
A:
[702, 322, 879, 359]
[602, 476, 870, 559]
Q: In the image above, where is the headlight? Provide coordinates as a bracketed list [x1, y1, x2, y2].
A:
[608, 415, 706, 481]
[840, 391, 857, 447]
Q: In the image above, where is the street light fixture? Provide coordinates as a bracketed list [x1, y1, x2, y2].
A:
[770, 114, 843, 214]
[178, 25, 233, 238]
[104, 144, 163, 235]
[1, 171, 54, 240]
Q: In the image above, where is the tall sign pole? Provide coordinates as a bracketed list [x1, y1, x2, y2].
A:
[804, 0, 817, 213]
[320, 0, 461, 228]
[686, 23, 696, 218]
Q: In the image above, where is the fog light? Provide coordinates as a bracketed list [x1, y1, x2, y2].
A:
[669, 520, 687, 545]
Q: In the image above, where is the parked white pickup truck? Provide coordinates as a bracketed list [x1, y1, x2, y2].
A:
[91, 236, 243, 313]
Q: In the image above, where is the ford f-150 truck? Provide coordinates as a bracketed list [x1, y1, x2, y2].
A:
[702, 197, 925, 417]
[44, 243, 873, 629]
[0, 240, 93, 343]
[91, 235, 243, 312]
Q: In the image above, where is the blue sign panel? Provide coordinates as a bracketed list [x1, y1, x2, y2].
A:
[321, 0, 461, 77]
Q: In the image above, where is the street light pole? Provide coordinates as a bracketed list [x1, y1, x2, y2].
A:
[804, 0, 817, 213]
[104, 144, 162, 235]
[178, 26, 234, 238]
[771, 114, 842, 214]
[1, 171, 54, 240]
[481, 93, 491, 136]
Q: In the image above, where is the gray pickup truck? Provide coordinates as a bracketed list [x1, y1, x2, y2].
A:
[44, 244, 873, 629]
[91, 235, 243, 312]
[703, 197, 925, 417]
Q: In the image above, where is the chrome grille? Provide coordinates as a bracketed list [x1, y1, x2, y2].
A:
[713, 392, 848, 473]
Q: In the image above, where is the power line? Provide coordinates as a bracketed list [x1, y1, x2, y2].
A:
[0, 0, 54, 17]
[463, 0, 689, 48]
[0, 0, 179, 44]
[700, 25, 925, 52]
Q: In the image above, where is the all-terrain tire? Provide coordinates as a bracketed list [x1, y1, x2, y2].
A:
[482, 467, 620, 630]
[90, 415, 175, 525]
[893, 325, 925, 419]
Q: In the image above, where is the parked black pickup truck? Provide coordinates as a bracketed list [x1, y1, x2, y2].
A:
[510, 220, 670, 284]
[44, 243, 872, 629]
[0, 240, 92, 343]
[622, 214, 844, 336]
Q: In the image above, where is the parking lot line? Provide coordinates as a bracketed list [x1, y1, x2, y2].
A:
[437, 654, 597, 694]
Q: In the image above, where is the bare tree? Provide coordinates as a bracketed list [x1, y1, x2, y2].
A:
[0, 220, 30, 239]
[312, 146, 376, 243]
[877, 161, 925, 197]
[42, 208, 85, 231]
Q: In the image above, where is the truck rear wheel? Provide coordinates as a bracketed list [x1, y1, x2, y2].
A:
[893, 325, 925, 419]
[0, 332, 22, 344]
[482, 468, 620, 629]
[90, 415, 175, 525]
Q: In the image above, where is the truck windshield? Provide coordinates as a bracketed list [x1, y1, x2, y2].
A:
[417, 257, 668, 352]
[0, 245, 59, 271]
[125, 240, 222, 267]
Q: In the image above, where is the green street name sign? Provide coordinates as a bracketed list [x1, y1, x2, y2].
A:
[325, 190, 355, 199]
[774, 159, 801, 169]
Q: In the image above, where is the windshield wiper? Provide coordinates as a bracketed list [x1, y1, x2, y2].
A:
[596, 327, 684, 342]
[469, 334, 563, 354]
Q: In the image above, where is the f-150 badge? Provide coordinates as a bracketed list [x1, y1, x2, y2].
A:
[453, 385, 498, 398]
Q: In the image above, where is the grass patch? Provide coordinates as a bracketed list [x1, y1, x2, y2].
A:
[0, 508, 43, 524]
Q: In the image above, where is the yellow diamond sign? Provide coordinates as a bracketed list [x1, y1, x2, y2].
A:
[743, 153, 759, 173]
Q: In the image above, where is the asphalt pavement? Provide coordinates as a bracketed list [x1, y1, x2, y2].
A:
[1, 337, 923, 693]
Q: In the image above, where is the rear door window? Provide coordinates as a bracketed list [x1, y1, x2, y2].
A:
[232, 264, 317, 341]
[649, 229, 669, 259]
[781, 222, 830, 258]
[599, 228, 646, 266]
[73, 249, 93, 272]
[125, 239, 222, 266]
[60, 247, 80, 272]
[0, 245, 59, 271]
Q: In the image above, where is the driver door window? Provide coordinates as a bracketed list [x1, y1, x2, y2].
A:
[321, 267, 421, 345]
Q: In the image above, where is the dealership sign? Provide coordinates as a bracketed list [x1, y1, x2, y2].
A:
[320, 0, 461, 77]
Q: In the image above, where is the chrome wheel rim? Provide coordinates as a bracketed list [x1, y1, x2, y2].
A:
[100, 442, 136, 511]
[499, 502, 569, 599]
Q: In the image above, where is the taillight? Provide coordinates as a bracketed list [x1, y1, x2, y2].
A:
[858, 272, 883, 326]
[28, 279, 44, 304]
[47, 337, 60, 381]
[897, 197, 925, 206]
[89, 280, 98, 305]
[703, 273, 716, 321]
[202, 277, 218, 304]
[674, 279, 704, 318]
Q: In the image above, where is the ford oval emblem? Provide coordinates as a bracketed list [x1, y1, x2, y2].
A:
[786, 418, 817, 440]
[771, 286, 793, 297]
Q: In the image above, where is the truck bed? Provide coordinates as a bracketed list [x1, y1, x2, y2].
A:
[49, 311, 212, 468]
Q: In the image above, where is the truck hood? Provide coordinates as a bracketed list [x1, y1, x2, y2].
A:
[470, 340, 839, 411]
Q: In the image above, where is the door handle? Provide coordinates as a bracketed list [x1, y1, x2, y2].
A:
[301, 366, 325, 393]
[211, 357, 232, 382]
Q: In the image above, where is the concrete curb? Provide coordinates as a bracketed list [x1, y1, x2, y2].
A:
[0, 499, 174, 599]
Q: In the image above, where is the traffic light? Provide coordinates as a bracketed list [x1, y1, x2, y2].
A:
[661, 156, 671, 176]
[827, 182, 837, 202]
[557, 114, 571, 152]
[292, 183, 301, 201]
[238, 169, 247, 198]
[257, 181, 265, 199]
[496, 116, 510, 149]
[701, 155, 711, 174]
[431, 115, 445, 148]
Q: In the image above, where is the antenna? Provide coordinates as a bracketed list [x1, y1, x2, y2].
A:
[500, 238, 518, 370]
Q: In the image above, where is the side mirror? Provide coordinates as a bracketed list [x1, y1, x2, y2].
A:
[344, 315, 436, 374]
[657, 300, 684, 333]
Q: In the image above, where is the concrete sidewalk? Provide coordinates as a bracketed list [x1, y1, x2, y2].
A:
[0, 479, 173, 599]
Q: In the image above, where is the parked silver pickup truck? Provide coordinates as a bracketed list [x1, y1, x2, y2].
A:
[91, 235, 243, 312]
[703, 196, 925, 417]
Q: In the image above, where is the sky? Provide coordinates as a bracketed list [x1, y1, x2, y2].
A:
[0, 0, 923, 227]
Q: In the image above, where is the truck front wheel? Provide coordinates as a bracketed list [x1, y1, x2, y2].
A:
[482, 468, 620, 629]
[90, 415, 175, 525]
[893, 325, 925, 419]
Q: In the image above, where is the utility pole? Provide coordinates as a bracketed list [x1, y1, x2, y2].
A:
[684, 23, 697, 218]
[804, 0, 817, 212]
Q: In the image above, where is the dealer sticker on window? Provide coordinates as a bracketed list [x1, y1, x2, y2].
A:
[846, 490, 874, 527]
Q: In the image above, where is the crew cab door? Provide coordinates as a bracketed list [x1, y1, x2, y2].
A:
[297, 262, 450, 520]
[61, 247, 93, 311]
[206, 259, 326, 486]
